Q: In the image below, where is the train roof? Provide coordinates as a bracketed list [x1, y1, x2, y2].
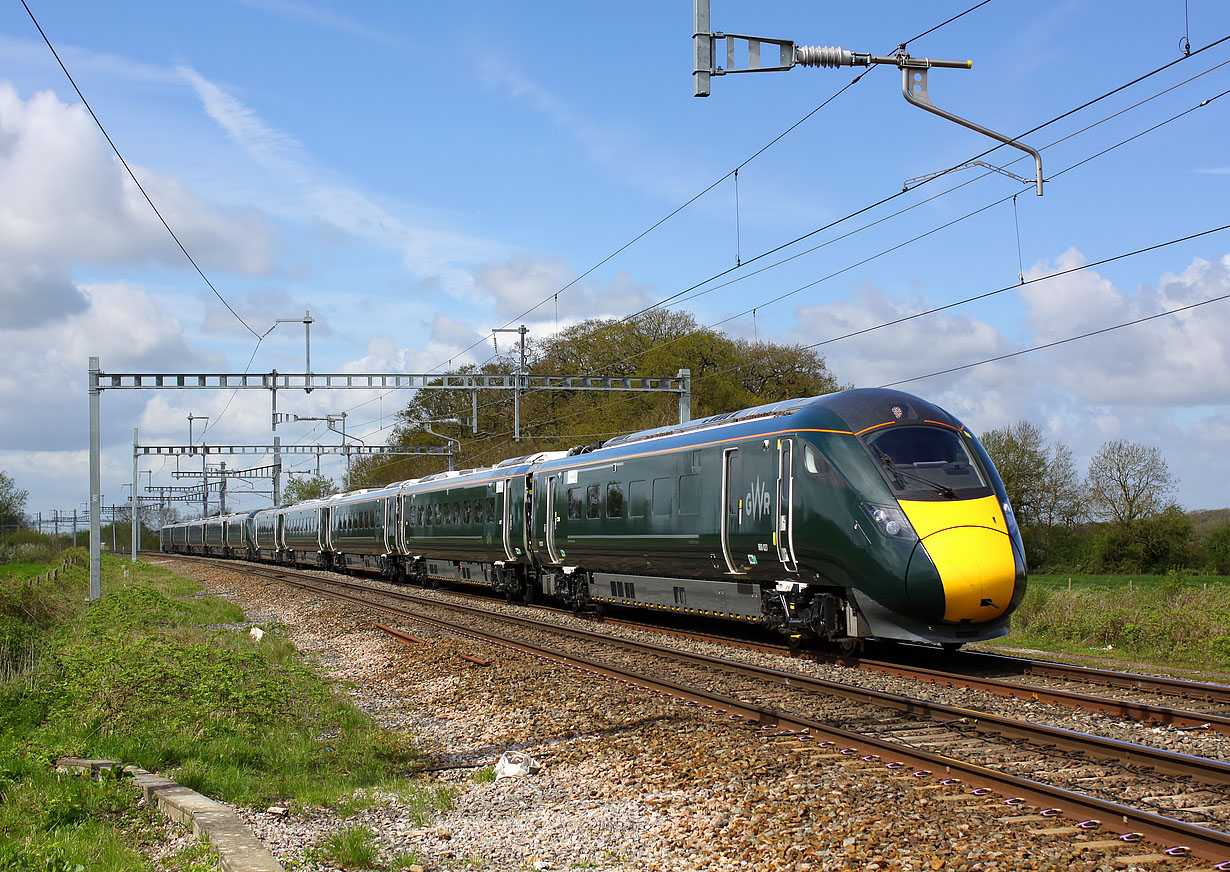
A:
[593, 388, 960, 453]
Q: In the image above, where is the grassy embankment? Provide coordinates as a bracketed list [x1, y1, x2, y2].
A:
[0, 549, 448, 871]
[997, 571, 1230, 672]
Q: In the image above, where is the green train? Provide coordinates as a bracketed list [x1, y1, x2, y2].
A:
[163, 388, 1027, 649]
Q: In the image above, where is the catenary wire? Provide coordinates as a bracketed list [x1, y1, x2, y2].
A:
[319, 1, 1006, 431]
[306, 31, 1230, 476]
[349, 60, 1230, 464]
[880, 288, 1230, 388]
[580, 34, 1230, 376]
[457, 0, 1006, 374]
[19, 0, 262, 342]
[494, 212, 1230, 443]
[589, 69, 1230, 374]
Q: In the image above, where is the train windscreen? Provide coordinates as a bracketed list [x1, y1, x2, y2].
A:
[865, 426, 989, 497]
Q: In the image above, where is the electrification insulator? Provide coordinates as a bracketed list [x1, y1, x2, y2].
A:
[794, 45, 854, 68]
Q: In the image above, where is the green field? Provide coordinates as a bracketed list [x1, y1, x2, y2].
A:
[1028, 572, 1230, 592]
[994, 570, 1230, 672]
[0, 550, 445, 871]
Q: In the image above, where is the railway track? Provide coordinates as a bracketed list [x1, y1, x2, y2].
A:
[153, 554, 1230, 862]
[149, 552, 1230, 734]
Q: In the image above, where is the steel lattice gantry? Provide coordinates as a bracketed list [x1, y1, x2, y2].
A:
[87, 358, 692, 600]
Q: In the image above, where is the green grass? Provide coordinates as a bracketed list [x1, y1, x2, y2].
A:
[999, 570, 1230, 670]
[308, 826, 380, 869]
[0, 549, 445, 870]
[1028, 572, 1230, 593]
[0, 765, 176, 872]
[0, 562, 52, 582]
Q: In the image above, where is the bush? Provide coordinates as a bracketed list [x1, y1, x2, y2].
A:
[1005, 577, 1230, 667]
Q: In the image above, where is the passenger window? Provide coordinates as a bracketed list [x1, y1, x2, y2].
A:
[463, 501, 472, 524]
[606, 482, 624, 518]
[678, 474, 699, 515]
[486, 497, 496, 522]
[567, 487, 582, 520]
[652, 478, 671, 515]
[586, 484, 601, 519]
[628, 480, 648, 517]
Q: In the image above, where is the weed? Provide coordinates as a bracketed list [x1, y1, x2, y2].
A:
[1004, 573, 1230, 669]
[0, 553, 429, 869]
[309, 825, 379, 869]
[472, 765, 496, 783]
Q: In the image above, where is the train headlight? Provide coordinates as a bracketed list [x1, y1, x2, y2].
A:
[1001, 499, 1019, 536]
[861, 503, 917, 540]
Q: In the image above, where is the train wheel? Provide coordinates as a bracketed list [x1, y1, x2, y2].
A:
[941, 642, 963, 655]
[836, 638, 864, 658]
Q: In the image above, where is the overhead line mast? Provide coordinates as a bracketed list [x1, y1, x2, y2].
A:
[692, 0, 1044, 196]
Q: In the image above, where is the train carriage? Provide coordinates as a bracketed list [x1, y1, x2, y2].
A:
[252, 510, 280, 561]
[330, 485, 400, 575]
[202, 516, 226, 556]
[185, 517, 206, 554]
[159, 388, 1026, 649]
[280, 500, 329, 568]
[223, 511, 257, 559]
[397, 454, 563, 594]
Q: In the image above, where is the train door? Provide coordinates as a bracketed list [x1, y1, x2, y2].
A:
[543, 474, 562, 564]
[720, 448, 741, 574]
[394, 495, 407, 555]
[499, 479, 515, 560]
[319, 507, 331, 553]
[522, 474, 534, 558]
[381, 498, 394, 554]
[776, 438, 799, 573]
[721, 441, 779, 574]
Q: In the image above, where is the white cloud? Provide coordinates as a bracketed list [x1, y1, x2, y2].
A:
[0, 261, 86, 328]
[1019, 251, 1230, 405]
[0, 281, 219, 452]
[476, 255, 653, 326]
[179, 67, 505, 298]
[235, 0, 409, 48]
[0, 82, 277, 281]
[792, 282, 1015, 392]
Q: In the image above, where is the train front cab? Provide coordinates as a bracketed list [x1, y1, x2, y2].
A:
[791, 409, 1027, 646]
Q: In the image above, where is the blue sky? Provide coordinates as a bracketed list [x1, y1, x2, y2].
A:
[1, 0, 1228, 520]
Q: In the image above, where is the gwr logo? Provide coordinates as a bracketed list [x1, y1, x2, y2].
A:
[744, 478, 772, 522]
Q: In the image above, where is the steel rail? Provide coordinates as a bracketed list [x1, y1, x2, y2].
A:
[834, 653, 1230, 735]
[154, 555, 1230, 861]
[149, 553, 1230, 732]
[284, 571, 1230, 862]
[381, 589, 1230, 784]
[955, 649, 1230, 706]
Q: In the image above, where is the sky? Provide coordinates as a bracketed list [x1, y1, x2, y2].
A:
[1, 0, 1229, 523]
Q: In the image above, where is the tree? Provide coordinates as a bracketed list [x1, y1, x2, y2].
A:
[0, 470, 29, 530]
[1034, 441, 1084, 530]
[1205, 524, 1230, 575]
[283, 475, 337, 504]
[979, 421, 1048, 525]
[347, 310, 844, 490]
[1086, 439, 1177, 524]
[980, 422, 1084, 567]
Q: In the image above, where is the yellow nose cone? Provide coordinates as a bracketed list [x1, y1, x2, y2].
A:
[899, 496, 1017, 622]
